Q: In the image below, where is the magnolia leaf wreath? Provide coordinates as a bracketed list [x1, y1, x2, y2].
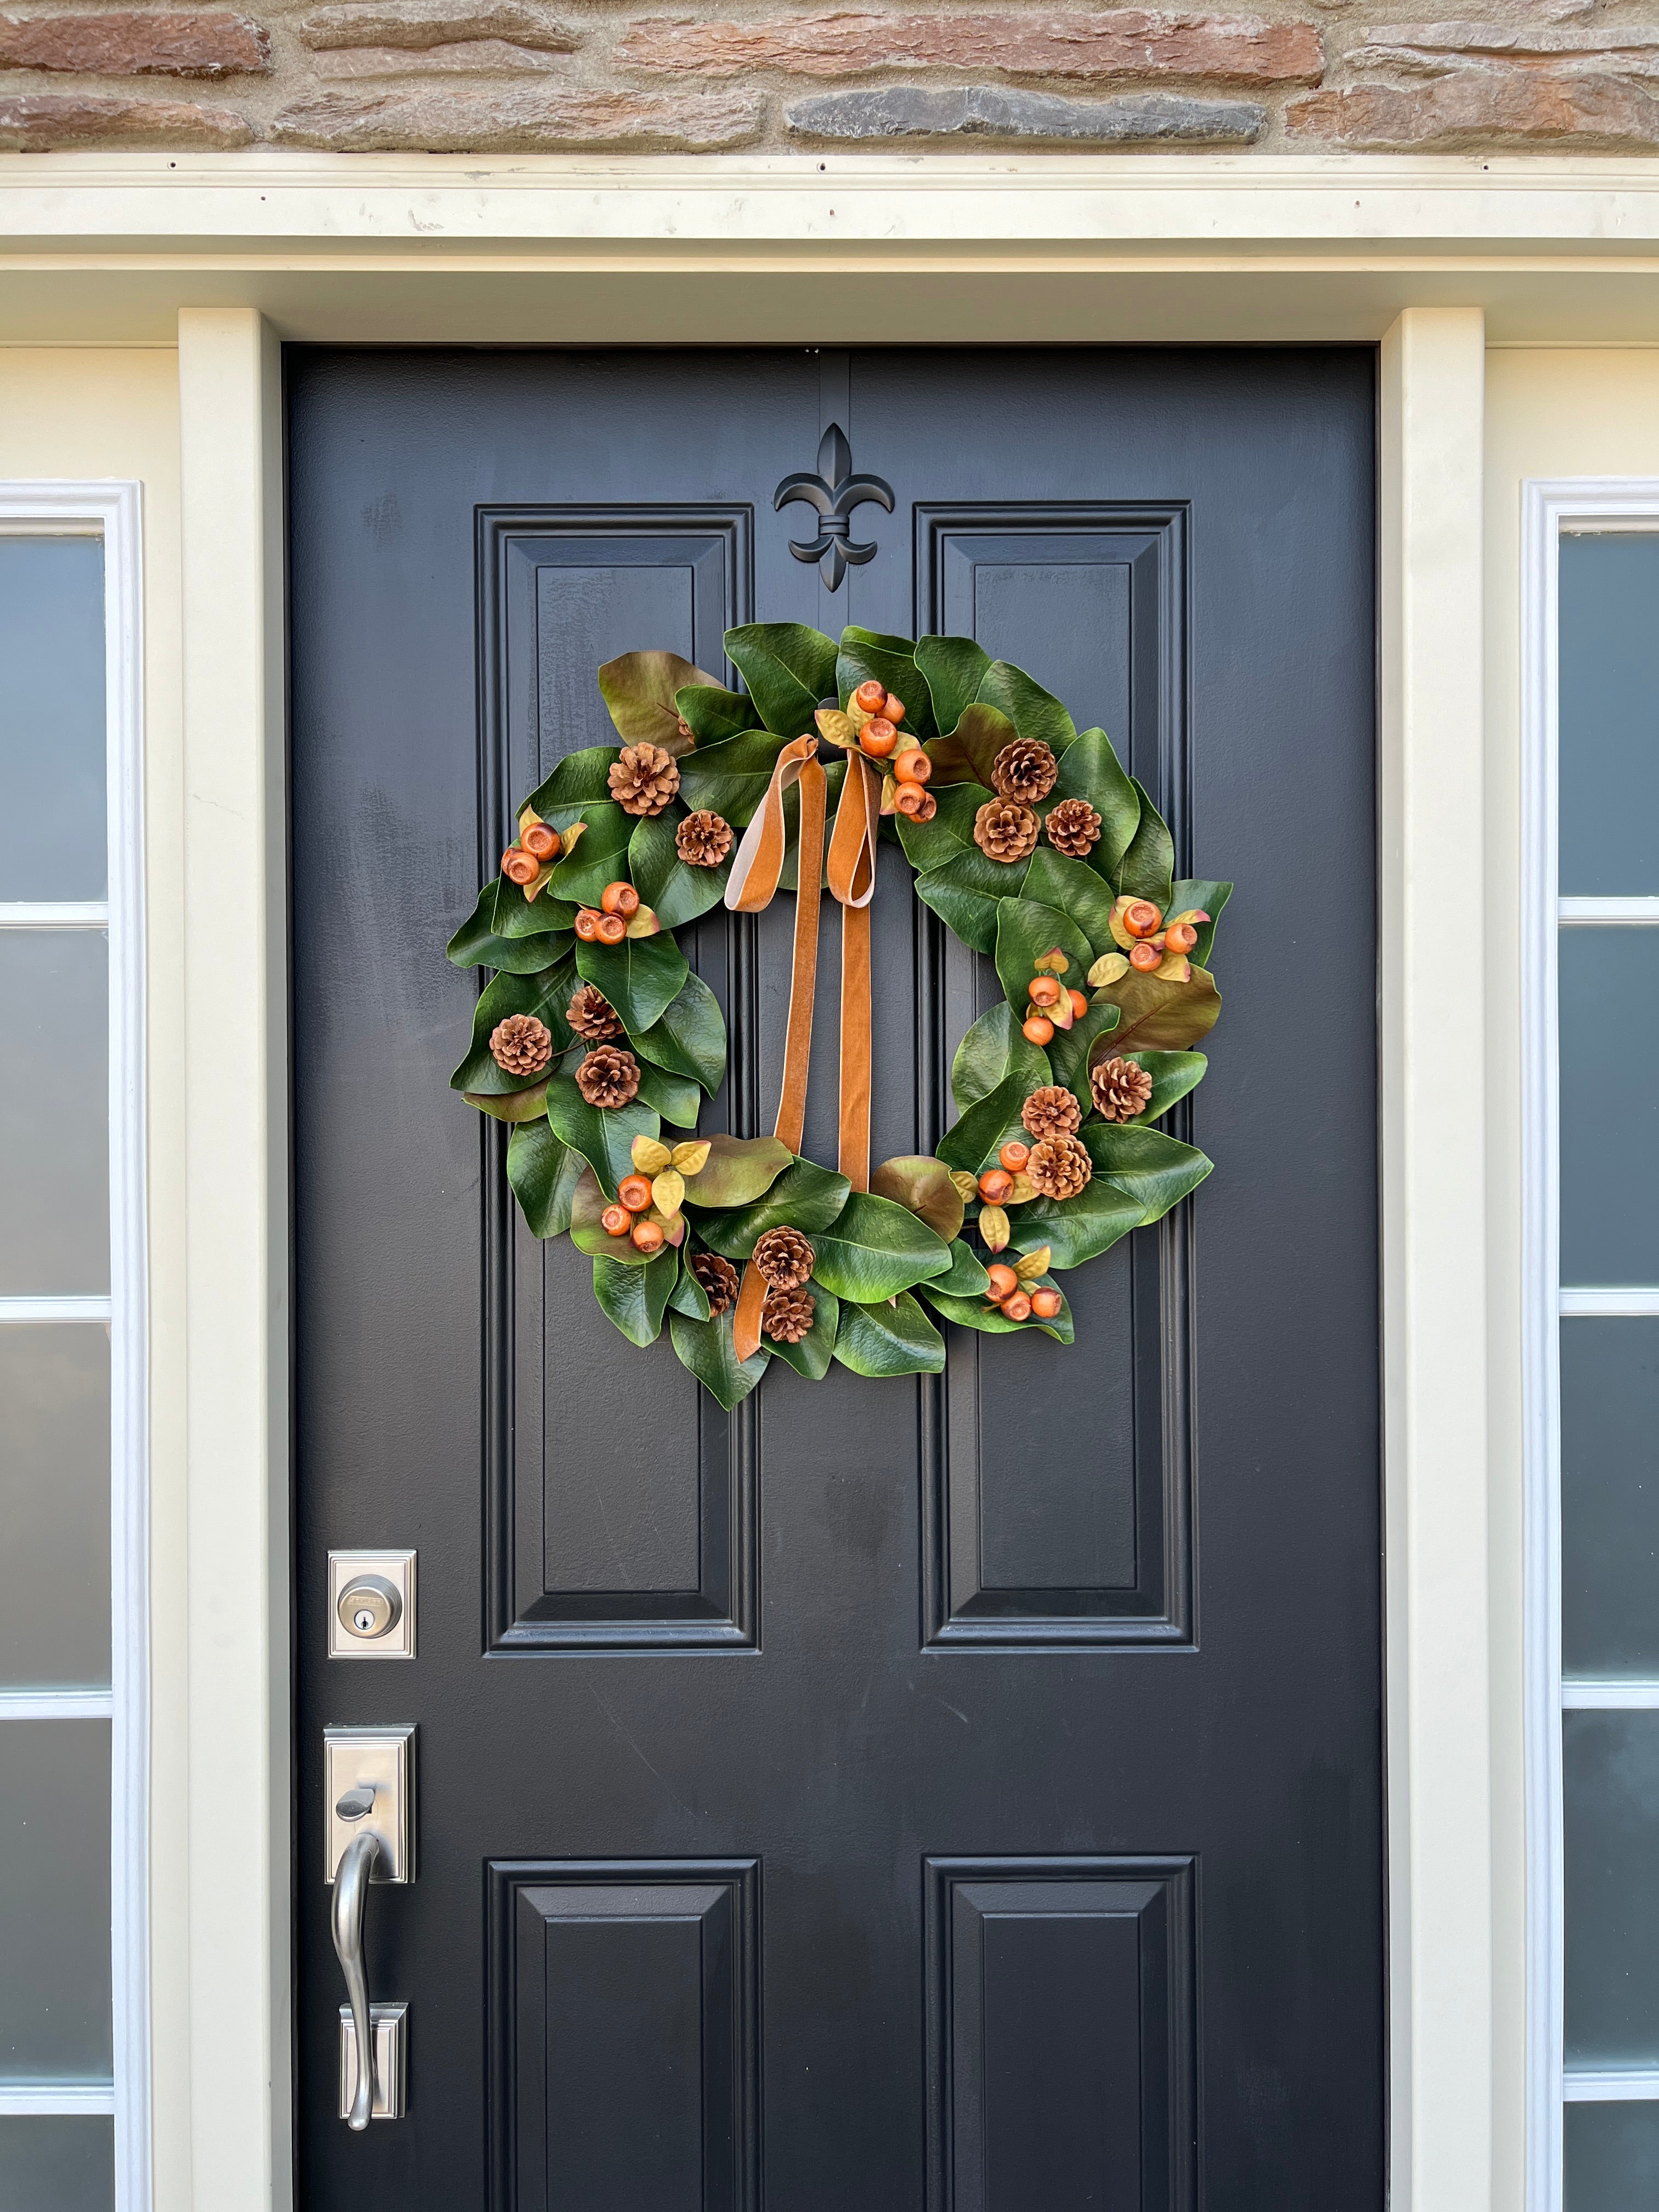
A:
[448, 625, 1231, 1408]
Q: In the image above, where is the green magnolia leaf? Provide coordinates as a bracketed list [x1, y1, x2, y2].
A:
[1169, 878, 1232, 967]
[549, 802, 634, 905]
[929, 1238, 992, 1299]
[1089, 965, 1221, 1054]
[837, 627, 934, 738]
[870, 1155, 965, 1243]
[1048, 729, 1139, 881]
[575, 932, 690, 1036]
[675, 681, 758, 746]
[597, 651, 717, 751]
[1020, 848, 1120, 960]
[921, 1283, 1074, 1345]
[1105, 1048, 1208, 1125]
[976, 662, 1076, 753]
[451, 955, 576, 1094]
[448, 882, 572, 972]
[925, 700, 1017, 790]
[465, 1082, 550, 1124]
[724, 622, 838, 737]
[992, 898, 1094, 1019]
[951, 1001, 1052, 1114]
[489, 872, 582, 944]
[677, 731, 789, 828]
[1012, 1177, 1144, 1270]
[765, 1283, 840, 1380]
[569, 1164, 652, 1259]
[669, 1308, 769, 1410]
[679, 1132, 793, 1210]
[1047, 996, 1122, 1116]
[545, 1076, 659, 1200]
[693, 1156, 851, 1260]
[634, 1062, 701, 1127]
[914, 634, 990, 737]
[1117, 779, 1175, 908]
[833, 1291, 946, 1378]
[893, 780, 992, 875]
[523, 746, 619, 816]
[592, 1245, 678, 1345]
[628, 809, 730, 928]
[915, 848, 1030, 955]
[506, 1118, 583, 1238]
[630, 969, 726, 1093]
[1086, 1122, 1212, 1223]
[936, 1071, 1030, 1178]
[809, 1189, 952, 1303]
[667, 1254, 712, 1321]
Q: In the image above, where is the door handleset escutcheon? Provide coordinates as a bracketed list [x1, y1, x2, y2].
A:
[325, 1726, 415, 2124]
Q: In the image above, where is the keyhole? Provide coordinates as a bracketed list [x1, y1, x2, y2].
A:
[353, 1607, 376, 1633]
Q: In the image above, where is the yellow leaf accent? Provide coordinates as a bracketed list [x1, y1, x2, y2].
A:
[631, 1135, 674, 1175]
[1007, 1172, 1036, 1205]
[1032, 947, 1070, 973]
[815, 707, 856, 749]
[651, 1169, 686, 1215]
[523, 861, 555, 903]
[979, 1204, 1011, 1252]
[879, 774, 899, 816]
[671, 1139, 711, 1177]
[1013, 1245, 1051, 1282]
[624, 905, 661, 938]
[1154, 952, 1191, 983]
[517, 801, 546, 836]
[1087, 951, 1130, 988]
[947, 1169, 980, 1203]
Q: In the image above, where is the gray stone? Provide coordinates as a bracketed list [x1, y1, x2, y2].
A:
[785, 82, 1263, 143]
[297, 1, 578, 52]
[270, 84, 765, 148]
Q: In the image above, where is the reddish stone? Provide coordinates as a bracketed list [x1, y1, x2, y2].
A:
[0, 11, 269, 75]
[296, 1, 577, 53]
[269, 84, 764, 147]
[0, 89, 255, 142]
[1287, 68, 1659, 149]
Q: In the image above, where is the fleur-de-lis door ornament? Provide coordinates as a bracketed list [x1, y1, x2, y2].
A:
[774, 423, 895, 591]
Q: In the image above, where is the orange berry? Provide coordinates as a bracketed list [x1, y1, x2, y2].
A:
[1165, 921, 1198, 953]
[853, 679, 886, 713]
[1068, 989, 1088, 1019]
[1000, 1290, 1034, 1323]
[894, 783, 928, 819]
[595, 910, 627, 944]
[985, 1262, 1019, 1300]
[1030, 1287, 1063, 1319]
[502, 846, 539, 886]
[882, 693, 906, 725]
[1023, 1015, 1055, 1046]
[1125, 900, 1163, 939]
[998, 1141, 1030, 1173]
[573, 907, 601, 940]
[978, 1167, 1014, 1204]
[601, 1203, 632, 1238]
[906, 790, 936, 822]
[630, 1217, 665, 1255]
[859, 717, 898, 760]
[1129, 941, 1161, 972]
[521, 821, 561, 862]
[1028, 975, 1060, 1007]
[617, 1175, 653, 1212]
[600, 881, 640, 917]
[893, 748, 932, 786]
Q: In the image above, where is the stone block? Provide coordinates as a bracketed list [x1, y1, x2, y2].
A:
[297, 0, 577, 52]
[1288, 67, 1659, 148]
[270, 82, 764, 146]
[0, 9, 269, 75]
[0, 88, 256, 141]
[786, 81, 1263, 139]
[311, 37, 564, 72]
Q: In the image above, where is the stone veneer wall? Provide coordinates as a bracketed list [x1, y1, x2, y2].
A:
[1, 3, 1658, 154]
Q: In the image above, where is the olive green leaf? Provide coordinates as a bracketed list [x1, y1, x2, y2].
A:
[633, 1062, 701, 1128]
[574, 931, 690, 1036]
[545, 1078, 660, 1201]
[1048, 729, 1140, 881]
[692, 1156, 851, 1260]
[597, 651, 718, 752]
[448, 882, 573, 972]
[914, 634, 990, 738]
[833, 1291, 946, 1378]
[1087, 964, 1221, 1055]
[1046, 997, 1122, 1117]
[548, 802, 634, 905]
[523, 746, 619, 817]
[506, 1119, 583, 1238]
[993, 898, 1094, 1019]
[723, 622, 838, 737]
[1168, 878, 1232, 967]
[669, 1308, 769, 1410]
[678, 1132, 793, 1209]
[675, 681, 758, 746]
[975, 662, 1076, 754]
[1101, 1048, 1208, 1125]
[666, 1255, 712, 1322]
[920, 1283, 1075, 1346]
[893, 780, 993, 875]
[924, 700, 1017, 790]
[1019, 848, 1121, 961]
[450, 955, 576, 1094]
[1116, 779, 1175, 908]
[677, 732, 791, 828]
[465, 1082, 551, 1124]
[837, 627, 934, 738]
[929, 1238, 992, 1299]
[1085, 1123, 1212, 1223]
[1011, 1178, 1144, 1270]
[765, 1284, 840, 1381]
[592, 1245, 679, 1345]
[629, 969, 726, 1093]
[936, 1070, 1031, 1178]
[951, 1001, 1053, 1115]
[870, 1155, 965, 1242]
[628, 809, 731, 929]
[914, 848, 1031, 955]
[809, 1190, 952, 1302]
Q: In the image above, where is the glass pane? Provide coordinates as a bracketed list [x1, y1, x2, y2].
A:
[1566, 1710, 1659, 2066]
[1561, 533, 1659, 897]
[0, 1721, 111, 2081]
[1562, 1318, 1659, 1679]
[0, 536, 105, 903]
[0, 930, 108, 1296]
[0, 1328, 109, 1690]
[1565, 2101, 1659, 2211]
[0, 2117, 113, 2212]
[1560, 929, 1659, 1285]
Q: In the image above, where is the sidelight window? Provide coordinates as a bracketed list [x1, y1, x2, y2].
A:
[0, 493, 146, 2212]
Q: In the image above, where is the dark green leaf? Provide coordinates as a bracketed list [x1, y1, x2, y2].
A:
[914, 847, 1030, 955]
[1020, 848, 1120, 960]
[993, 897, 1094, 1018]
[809, 1190, 951, 1302]
[591, 1246, 678, 1345]
[924, 700, 1017, 790]
[1117, 778, 1175, 907]
[675, 681, 758, 746]
[951, 1002, 1052, 1114]
[634, 1062, 701, 1127]
[724, 622, 837, 736]
[669, 1308, 769, 1409]
[1109, 1048, 1207, 1125]
[833, 1291, 946, 1377]
[975, 662, 1076, 753]
[1169, 878, 1232, 968]
[929, 1238, 992, 1299]
[693, 1156, 851, 1260]
[1085, 1123, 1213, 1223]
[1047, 996, 1121, 1118]
[765, 1283, 839, 1380]
[575, 931, 690, 1036]
[679, 1132, 792, 1209]
[914, 634, 990, 737]
[597, 651, 714, 751]
[548, 801, 634, 904]
[1012, 1178, 1143, 1270]
[489, 873, 580, 943]
[869, 1155, 964, 1242]
[921, 1283, 1074, 1345]
[936, 1071, 1031, 1177]
[545, 1076, 659, 1201]
[450, 955, 575, 1094]
[667, 1256, 712, 1321]
[630, 970, 726, 1093]
[524, 746, 619, 816]
[677, 731, 789, 828]
[893, 780, 992, 875]
[448, 882, 572, 972]
[1089, 965, 1221, 1054]
[1048, 729, 1139, 881]
[628, 809, 730, 928]
[465, 1082, 550, 1124]
[506, 1119, 582, 1238]
[837, 628, 934, 738]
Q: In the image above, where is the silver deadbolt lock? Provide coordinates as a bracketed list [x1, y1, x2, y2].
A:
[338, 1576, 400, 1640]
[328, 1550, 415, 1659]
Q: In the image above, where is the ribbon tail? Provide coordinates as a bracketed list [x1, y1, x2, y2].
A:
[774, 758, 825, 1158]
[732, 1258, 769, 1365]
[827, 753, 881, 1193]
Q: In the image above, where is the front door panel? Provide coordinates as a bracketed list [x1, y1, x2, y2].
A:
[290, 346, 1381, 2209]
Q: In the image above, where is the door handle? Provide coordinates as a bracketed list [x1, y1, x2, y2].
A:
[331, 1816, 382, 2130]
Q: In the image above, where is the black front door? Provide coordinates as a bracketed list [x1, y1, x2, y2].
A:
[290, 346, 1381, 2210]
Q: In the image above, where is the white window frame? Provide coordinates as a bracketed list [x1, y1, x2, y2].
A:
[0, 483, 149, 2211]
[1523, 478, 1659, 2212]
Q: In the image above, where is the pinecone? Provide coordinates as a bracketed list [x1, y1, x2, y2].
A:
[1022, 1084, 1082, 1141]
[763, 1282, 816, 1344]
[608, 742, 681, 818]
[1045, 797, 1102, 858]
[489, 1013, 553, 1077]
[676, 809, 733, 867]
[691, 1251, 740, 1318]
[1091, 1055, 1154, 1124]
[973, 798, 1040, 864]
[990, 738, 1058, 805]
[752, 1224, 815, 1288]
[566, 985, 622, 1042]
[574, 1045, 640, 1108]
[1027, 1134, 1092, 1201]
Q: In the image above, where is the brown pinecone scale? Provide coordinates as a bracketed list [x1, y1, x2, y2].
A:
[574, 1045, 640, 1108]
[676, 809, 733, 867]
[763, 1282, 816, 1344]
[752, 1224, 815, 1288]
[990, 737, 1058, 805]
[566, 984, 622, 1042]
[1027, 1134, 1093, 1201]
[489, 1012, 553, 1077]
[608, 742, 681, 818]
[1022, 1084, 1082, 1141]
[691, 1250, 740, 1318]
[973, 798, 1040, 864]
[1046, 797, 1102, 857]
[1091, 1054, 1154, 1124]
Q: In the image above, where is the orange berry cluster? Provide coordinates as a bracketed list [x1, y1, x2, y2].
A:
[982, 1261, 1063, 1325]
[1020, 949, 1088, 1046]
[573, 881, 639, 944]
[975, 1137, 1031, 1208]
[501, 817, 562, 886]
[601, 1171, 667, 1254]
[1119, 900, 1199, 972]
[850, 678, 907, 759]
